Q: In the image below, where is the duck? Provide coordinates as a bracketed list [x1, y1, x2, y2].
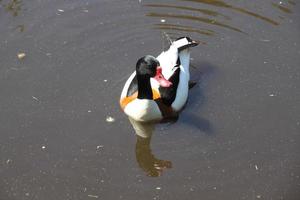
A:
[120, 37, 198, 122]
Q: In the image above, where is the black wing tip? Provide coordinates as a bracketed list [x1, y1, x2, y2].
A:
[174, 36, 199, 51]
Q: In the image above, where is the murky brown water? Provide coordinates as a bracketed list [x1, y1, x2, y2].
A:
[0, 0, 299, 199]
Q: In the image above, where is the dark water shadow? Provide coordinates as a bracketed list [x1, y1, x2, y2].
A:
[177, 111, 213, 134]
[174, 61, 216, 135]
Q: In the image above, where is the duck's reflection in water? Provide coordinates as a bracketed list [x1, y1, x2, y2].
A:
[129, 117, 172, 177]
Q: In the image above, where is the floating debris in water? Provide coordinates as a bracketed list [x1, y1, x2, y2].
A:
[56, 9, 65, 15]
[87, 194, 99, 198]
[17, 52, 26, 60]
[42, 145, 46, 150]
[255, 164, 259, 170]
[156, 187, 161, 190]
[260, 39, 271, 42]
[160, 19, 166, 23]
[106, 116, 115, 123]
[269, 94, 276, 97]
[87, 110, 92, 113]
[103, 79, 107, 82]
[16, 24, 25, 32]
[96, 145, 104, 149]
[83, 9, 89, 13]
[6, 159, 12, 164]
[32, 96, 39, 101]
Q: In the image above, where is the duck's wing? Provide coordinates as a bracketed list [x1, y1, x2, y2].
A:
[156, 37, 198, 79]
[126, 73, 138, 97]
[156, 37, 199, 111]
[156, 45, 179, 80]
[120, 71, 137, 100]
[170, 49, 191, 111]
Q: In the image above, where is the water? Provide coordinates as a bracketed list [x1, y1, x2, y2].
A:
[0, 0, 299, 199]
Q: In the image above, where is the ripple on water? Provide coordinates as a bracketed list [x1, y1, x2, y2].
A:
[143, 0, 295, 42]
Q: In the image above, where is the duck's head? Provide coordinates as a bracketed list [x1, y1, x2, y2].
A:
[136, 55, 172, 87]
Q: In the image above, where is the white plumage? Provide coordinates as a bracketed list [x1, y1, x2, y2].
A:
[120, 37, 198, 122]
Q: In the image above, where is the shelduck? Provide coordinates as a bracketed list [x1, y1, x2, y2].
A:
[120, 37, 198, 122]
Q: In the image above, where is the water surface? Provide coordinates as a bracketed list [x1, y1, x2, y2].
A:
[0, 0, 299, 199]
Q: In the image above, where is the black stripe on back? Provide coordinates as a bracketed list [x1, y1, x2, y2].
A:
[158, 67, 180, 106]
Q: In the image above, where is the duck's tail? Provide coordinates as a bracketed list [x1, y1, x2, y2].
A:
[172, 37, 199, 52]
[170, 37, 198, 75]
[156, 36, 198, 80]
